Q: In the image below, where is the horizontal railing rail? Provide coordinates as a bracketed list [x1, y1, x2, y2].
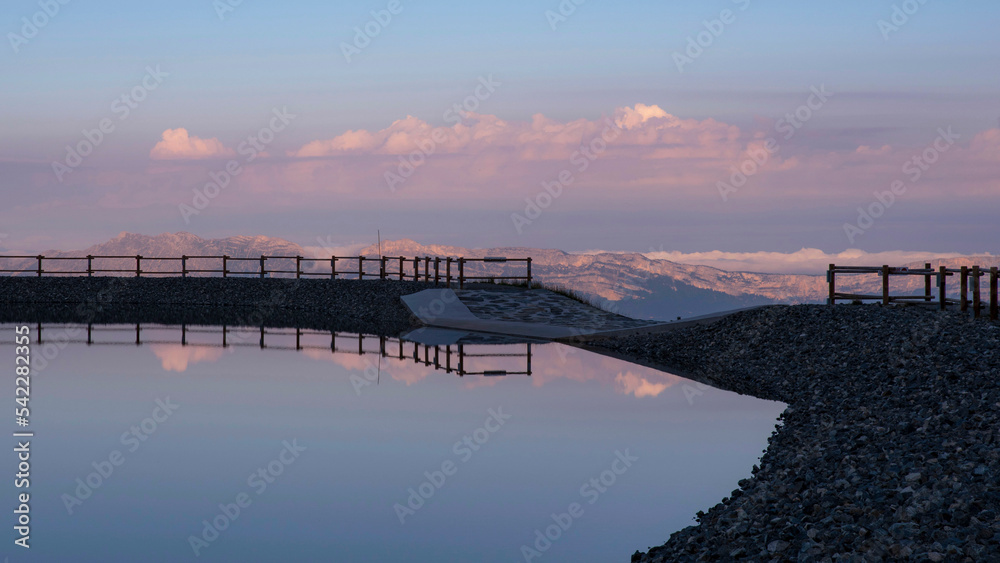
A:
[828, 263, 998, 320]
[0, 253, 532, 288]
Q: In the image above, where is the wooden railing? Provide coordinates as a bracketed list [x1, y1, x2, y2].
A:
[828, 263, 999, 320]
[0, 254, 532, 289]
[23, 323, 533, 377]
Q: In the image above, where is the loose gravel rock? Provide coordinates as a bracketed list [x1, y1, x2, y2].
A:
[595, 304, 1000, 562]
[0, 277, 430, 335]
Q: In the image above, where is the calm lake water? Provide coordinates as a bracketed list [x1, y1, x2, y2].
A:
[3, 323, 784, 562]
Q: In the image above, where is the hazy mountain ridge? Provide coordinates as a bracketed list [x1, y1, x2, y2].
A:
[4, 233, 996, 320]
[1, 232, 303, 275]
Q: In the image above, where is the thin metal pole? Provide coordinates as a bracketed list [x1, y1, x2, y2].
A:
[882, 265, 889, 305]
[828, 264, 835, 305]
[973, 266, 981, 318]
[924, 262, 932, 302]
[939, 266, 947, 311]
[961, 266, 969, 312]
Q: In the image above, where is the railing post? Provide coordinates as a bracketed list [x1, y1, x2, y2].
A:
[380, 257, 386, 280]
[331, 256, 337, 280]
[424, 256, 430, 282]
[182, 255, 187, 278]
[828, 264, 835, 305]
[36, 255, 42, 278]
[991, 267, 998, 321]
[223, 255, 229, 278]
[414, 256, 419, 281]
[973, 266, 981, 319]
[924, 262, 932, 302]
[960, 266, 969, 312]
[136, 255, 142, 278]
[459, 258, 465, 289]
[399, 256, 404, 281]
[296, 255, 302, 279]
[939, 266, 947, 311]
[882, 265, 889, 305]
[87, 255, 93, 277]
[446, 257, 452, 288]
[260, 255, 266, 279]
[526, 257, 532, 288]
[358, 256, 364, 279]
[435, 257, 440, 286]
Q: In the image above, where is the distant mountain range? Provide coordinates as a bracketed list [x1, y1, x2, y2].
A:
[3, 233, 997, 321]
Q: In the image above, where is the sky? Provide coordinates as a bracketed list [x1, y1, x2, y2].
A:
[1, 0, 998, 257]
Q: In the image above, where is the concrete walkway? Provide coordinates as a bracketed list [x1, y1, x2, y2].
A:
[401, 287, 771, 342]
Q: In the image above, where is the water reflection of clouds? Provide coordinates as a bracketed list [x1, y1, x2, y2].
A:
[146, 338, 680, 398]
[149, 344, 225, 372]
[529, 347, 680, 398]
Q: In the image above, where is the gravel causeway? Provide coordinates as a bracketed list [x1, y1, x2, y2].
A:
[597, 304, 1000, 562]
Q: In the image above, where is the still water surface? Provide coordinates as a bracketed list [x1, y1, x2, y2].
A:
[3, 324, 784, 562]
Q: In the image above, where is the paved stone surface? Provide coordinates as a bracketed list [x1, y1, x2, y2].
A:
[400, 288, 667, 340]
[456, 288, 660, 331]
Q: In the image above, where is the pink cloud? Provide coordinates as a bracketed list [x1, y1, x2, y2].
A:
[36, 105, 1000, 219]
[615, 371, 671, 398]
[150, 128, 235, 160]
[289, 104, 742, 163]
[150, 344, 226, 372]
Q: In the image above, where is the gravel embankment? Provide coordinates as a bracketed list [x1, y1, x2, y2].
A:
[595, 304, 1000, 562]
[0, 277, 431, 335]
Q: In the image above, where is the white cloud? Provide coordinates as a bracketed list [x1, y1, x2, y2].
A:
[642, 248, 975, 274]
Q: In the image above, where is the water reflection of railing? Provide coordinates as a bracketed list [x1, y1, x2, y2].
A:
[27, 323, 532, 378]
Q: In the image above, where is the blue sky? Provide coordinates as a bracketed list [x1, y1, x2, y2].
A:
[1, 0, 998, 253]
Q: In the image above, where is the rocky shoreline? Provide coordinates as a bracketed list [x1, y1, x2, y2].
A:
[0, 277, 430, 335]
[595, 304, 1000, 562]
